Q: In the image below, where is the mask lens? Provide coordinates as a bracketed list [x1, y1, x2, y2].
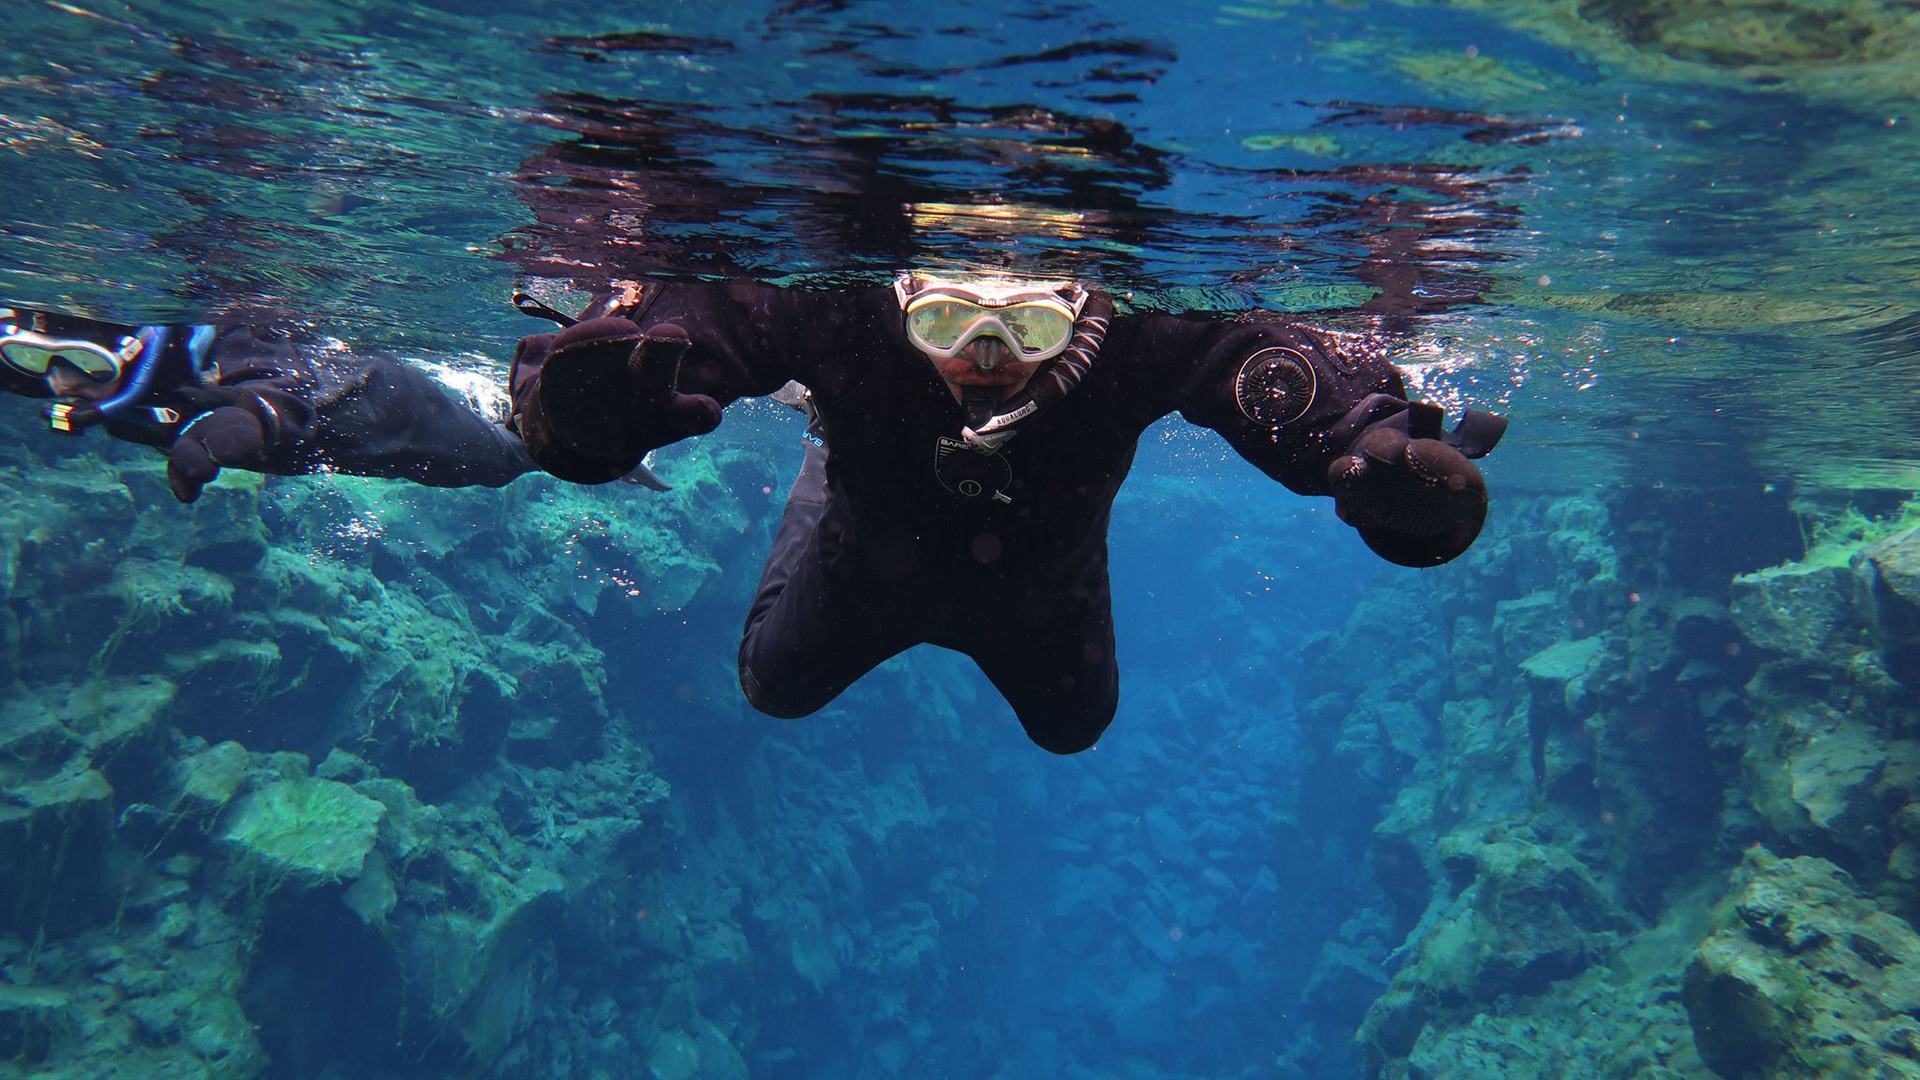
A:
[998, 304, 1072, 355]
[0, 340, 55, 375]
[907, 297, 1076, 358]
[907, 299, 982, 351]
[0, 334, 124, 381]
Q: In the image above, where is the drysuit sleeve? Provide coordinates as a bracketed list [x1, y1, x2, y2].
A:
[1129, 313, 1506, 567]
[299, 356, 535, 490]
[509, 279, 843, 483]
[161, 332, 541, 501]
[0, 311, 536, 501]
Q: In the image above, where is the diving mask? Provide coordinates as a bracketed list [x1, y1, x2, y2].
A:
[0, 315, 143, 383]
[895, 274, 1089, 365]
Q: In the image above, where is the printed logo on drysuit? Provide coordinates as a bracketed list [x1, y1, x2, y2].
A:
[1233, 346, 1316, 428]
[934, 436, 1013, 505]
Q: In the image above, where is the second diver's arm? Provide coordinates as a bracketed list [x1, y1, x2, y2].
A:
[2, 309, 546, 501]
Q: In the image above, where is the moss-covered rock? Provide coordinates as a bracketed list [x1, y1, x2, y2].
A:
[1404, 830, 1627, 1002]
[1729, 563, 1859, 663]
[0, 983, 68, 1065]
[1859, 525, 1920, 686]
[0, 676, 176, 934]
[1685, 847, 1920, 1079]
[223, 777, 386, 883]
[174, 740, 251, 812]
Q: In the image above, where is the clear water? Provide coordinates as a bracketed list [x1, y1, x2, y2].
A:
[2, 2, 1917, 1079]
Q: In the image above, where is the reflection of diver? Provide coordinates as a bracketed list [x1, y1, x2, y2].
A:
[0, 306, 663, 501]
[510, 273, 1506, 754]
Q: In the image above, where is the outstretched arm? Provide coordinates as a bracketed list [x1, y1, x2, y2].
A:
[1, 307, 538, 501]
[1131, 313, 1505, 567]
[507, 279, 826, 484]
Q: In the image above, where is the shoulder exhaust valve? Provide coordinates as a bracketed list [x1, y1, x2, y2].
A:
[1234, 346, 1316, 428]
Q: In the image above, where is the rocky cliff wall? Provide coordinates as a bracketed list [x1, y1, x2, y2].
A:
[1287, 477, 1920, 1080]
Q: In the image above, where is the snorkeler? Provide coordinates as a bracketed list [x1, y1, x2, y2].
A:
[0, 305, 665, 500]
[509, 274, 1505, 753]
[1, 279, 1501, 752]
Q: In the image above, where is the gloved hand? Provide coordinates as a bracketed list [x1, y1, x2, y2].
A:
[511, 317, 720, 483]
[1329, 400, 1504, 568]
[166, 406, 274, 504]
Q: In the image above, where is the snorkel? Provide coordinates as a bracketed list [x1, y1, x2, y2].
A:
[91, 326, 173, 418]
[957, 292, 1109, 451]
[41, 323, 216, 432]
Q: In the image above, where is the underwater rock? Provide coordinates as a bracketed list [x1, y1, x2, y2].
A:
[1494, 591, 1572, 667]
[1686, 933, 1794, 1078]
[104, 556, 235, 631]
[1520, 630, 1612, 687]
[1743, 699, 1892, 862]
[0, 983, 67, 1065]
[1301, 942, 1390, 1029]
[694, 1017, 750, 1080]
[1356, 988, 1428, 1076]
[355, 774, 444, 864]
[1859, 525, 1920, 685]
[1412, 830, 1625, 1001]
[1520, 635, 1610, 793]
[373, 845, 564, 1073]
[1783, 720, 1886, 836]
[1407, 0, 1920, 109]
[648, 1027, 701, 1080]
[1728, 562, 1857, 664]
[11, 882, 268, 1080]
[0, 759, 115, 935]
[1685, 847, 1920, 1080]
[0, 672, 176, 926]
[1370, 827, 1434, 938]
[223, 777, 387, 883]
[1572, 0, 1889, 68]
[175, 740, 250, 812]
[342, 849, 398, 926]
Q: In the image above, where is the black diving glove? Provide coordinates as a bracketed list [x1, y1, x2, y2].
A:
[166, 407, 274, 504]
[511, 317, 720, 484]
[1329, 400, 1506, 568]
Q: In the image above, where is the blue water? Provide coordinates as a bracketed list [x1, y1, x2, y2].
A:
[3, 2, 1920, 1079]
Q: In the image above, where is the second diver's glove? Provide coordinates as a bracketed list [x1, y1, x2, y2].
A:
[1329, 400, 1506, 568]
[163, 381, 312, 504]
[166, 407, 275, 504]
[510, 317, 720, 484]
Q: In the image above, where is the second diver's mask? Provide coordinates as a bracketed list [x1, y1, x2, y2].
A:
[0, 307, 209, 432]
[0, 315, 144, 383]
[894, 273, 1111, 452]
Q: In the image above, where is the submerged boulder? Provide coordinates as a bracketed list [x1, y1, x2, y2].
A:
[223, 777, 387, 884]
[1397, 831, 1625, 1004]
[0, 676, 175, 933]
[1859, 526, 1920, 686]
[1743, 700, 1895, 863]
[1685, 847, 1920, 1080]
[1729, 561, 1857, 664]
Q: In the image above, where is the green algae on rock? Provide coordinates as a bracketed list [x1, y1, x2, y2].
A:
[223, 778, 387, 883]
[1686, 847, 1920, 1080]
[1860, 526, 1920, 685]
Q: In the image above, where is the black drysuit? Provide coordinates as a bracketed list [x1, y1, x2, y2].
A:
[1, 312, 535, 492]
[509, 280, 1503, 753]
